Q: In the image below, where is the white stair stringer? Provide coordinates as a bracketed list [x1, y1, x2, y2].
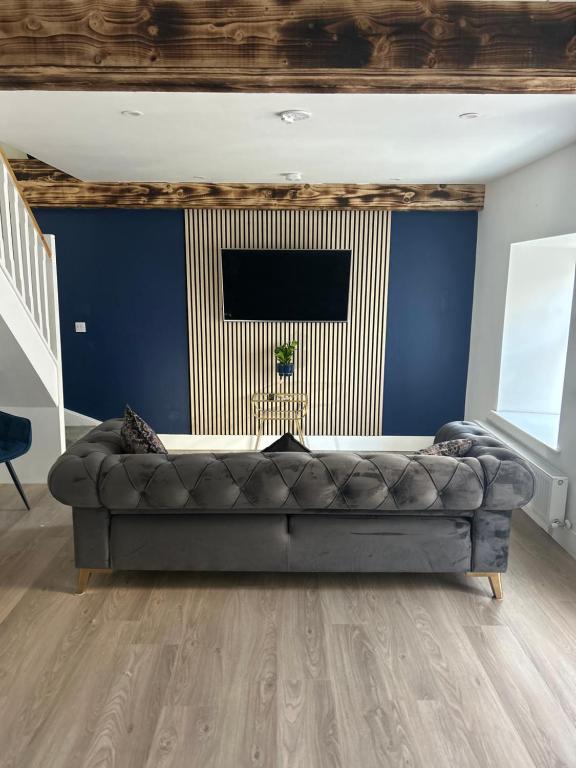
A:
[0, 266, 59, 407]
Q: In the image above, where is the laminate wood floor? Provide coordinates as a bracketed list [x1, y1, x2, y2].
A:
[0, 483, 575, 768]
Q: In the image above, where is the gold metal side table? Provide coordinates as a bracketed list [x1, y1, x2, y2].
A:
[251, 392, 309, 449]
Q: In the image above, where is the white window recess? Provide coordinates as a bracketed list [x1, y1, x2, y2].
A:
[496, 233, 576, 450]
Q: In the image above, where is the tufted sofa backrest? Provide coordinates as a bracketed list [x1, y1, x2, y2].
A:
[49, 419, 534, 513]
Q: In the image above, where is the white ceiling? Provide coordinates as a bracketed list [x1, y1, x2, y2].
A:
[1, 91, 576, 184]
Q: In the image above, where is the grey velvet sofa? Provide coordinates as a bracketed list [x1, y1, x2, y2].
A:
[48, 420, 534, 598]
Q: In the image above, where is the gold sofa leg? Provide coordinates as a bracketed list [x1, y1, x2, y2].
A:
[76, 568, 112, 594]
[467, 572, 503, 600]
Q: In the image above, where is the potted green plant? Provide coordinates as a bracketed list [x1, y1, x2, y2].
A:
[274, 340, 298, 377]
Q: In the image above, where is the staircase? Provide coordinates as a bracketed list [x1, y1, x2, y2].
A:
[0, 149, 64, 483]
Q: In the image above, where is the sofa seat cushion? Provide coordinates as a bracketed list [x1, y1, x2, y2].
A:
[289, 515, 472, 572]
[109, 513, 472, 573]
[111, 514, 289, 571]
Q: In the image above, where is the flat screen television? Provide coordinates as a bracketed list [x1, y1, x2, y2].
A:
[221, 249, 352, 321]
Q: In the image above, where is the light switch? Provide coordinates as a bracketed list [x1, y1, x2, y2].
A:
[75, 321, 87, 333]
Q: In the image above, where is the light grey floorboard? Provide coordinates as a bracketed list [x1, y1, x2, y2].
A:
[0, 487, 575, 768]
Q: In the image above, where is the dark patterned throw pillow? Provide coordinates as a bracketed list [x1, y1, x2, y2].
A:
[121, 405, 167, 454]
[262, 433, 310, 454]
[419, 438, 473, 457]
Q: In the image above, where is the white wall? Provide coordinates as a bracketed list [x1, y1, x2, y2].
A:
[0, 406, 65, 485]
[467, 141, 576, 554]
[0, 311, 65, 483]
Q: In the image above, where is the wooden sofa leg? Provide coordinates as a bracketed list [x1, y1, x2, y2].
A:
[75, 568, 112, 595]
[467, 572, 503, 600]
[488, 573, 504, 600]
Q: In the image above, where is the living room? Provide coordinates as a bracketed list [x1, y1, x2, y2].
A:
[1, 2, 576, 766]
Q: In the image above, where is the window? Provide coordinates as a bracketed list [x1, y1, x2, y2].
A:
[496, 234, 576, 449]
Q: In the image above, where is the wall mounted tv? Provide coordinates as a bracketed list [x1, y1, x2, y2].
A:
[221, 249, 352, 322]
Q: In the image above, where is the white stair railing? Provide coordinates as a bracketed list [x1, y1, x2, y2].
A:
[0, 149, 65, 483]
[0, 150, 57, 359]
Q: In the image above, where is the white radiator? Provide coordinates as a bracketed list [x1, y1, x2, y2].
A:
[521, 456, 568, 529]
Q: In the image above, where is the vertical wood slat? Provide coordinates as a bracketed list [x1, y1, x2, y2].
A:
[186, 209, 389, 436]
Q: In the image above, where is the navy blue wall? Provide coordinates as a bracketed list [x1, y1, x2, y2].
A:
[34, 207, 475, 437]
[383, 211, 477, 436]
[33, 209, 190, 433]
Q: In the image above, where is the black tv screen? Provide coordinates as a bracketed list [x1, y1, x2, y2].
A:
[221, 249, 352, 321]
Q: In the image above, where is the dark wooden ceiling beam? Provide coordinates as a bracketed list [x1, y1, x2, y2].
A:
[0, 1, 574, 93]
[3, 68, 576, 95]
[10, 160, 484, 211]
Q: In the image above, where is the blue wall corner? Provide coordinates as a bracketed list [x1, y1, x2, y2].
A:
[383, 211, 478, 436]
[33, 208, 191, 434]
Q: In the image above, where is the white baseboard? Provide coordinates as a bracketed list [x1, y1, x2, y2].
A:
[158, 434, 434, 452]
[64, 408, 100, 427]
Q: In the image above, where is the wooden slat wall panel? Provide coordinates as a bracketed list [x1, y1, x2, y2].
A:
[186, 209, 389, 436]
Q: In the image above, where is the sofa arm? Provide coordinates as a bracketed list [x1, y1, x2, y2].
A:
[48, 419, 124, 508]
[476, 452, 534, 511]
[434, 421, 534, 510]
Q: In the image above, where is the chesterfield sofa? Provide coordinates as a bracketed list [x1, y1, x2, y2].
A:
[48, 420, 534, 598]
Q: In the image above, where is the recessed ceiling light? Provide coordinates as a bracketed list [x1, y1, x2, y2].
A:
[458, 112, 480, 119]
[278, 110, 312, 124]
[280, 171, 303, 181]
[121, 109, 144, 118]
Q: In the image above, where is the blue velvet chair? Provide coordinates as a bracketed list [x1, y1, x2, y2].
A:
[0, 411, 31, 510]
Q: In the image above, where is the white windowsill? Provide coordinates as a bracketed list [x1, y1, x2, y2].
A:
[488, 410, 561, 454]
